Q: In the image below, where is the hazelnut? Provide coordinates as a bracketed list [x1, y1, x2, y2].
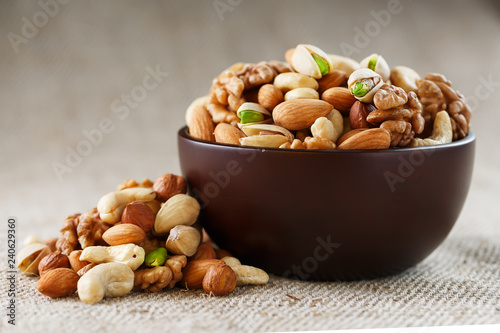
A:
[121, 201, 155, 232]
[349, 101, 375, 129]
[202, 264, 237, 296]
[215, 248, 233, 259]
[179, 259, 224, 289]
[38, 251, 70, 277]
[68, 250, 90, 272]
[153, 174, 187, 202]
[258, 84, 284, 111]
[191, 241, 216, 261]
[166, 225, 201, 257]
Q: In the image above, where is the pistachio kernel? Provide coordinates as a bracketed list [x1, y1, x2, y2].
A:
[312, 54, 330, 76]
[368, 57, 377, 71]
[352, 82, 369, 97]
[239, 110, 265, 124]
[144, 248, 168, 267]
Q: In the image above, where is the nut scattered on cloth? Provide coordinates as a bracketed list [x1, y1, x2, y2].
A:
[3, 231, 499, 331]
[55, 214, 81, 256]
[134, 266, 173, 292]
[76, 208, 110, 249]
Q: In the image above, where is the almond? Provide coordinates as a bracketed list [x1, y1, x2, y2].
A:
[121, 201, 155, 232]
[179, 259, 224, 289]
[202, 264, 237, 296]
[273, 99, 333, 130]
[213, 123, 246, 145]
[38, 251, 70, 277]
[36, 268, 79, 298]
[321, 87, 356, 115]
[336, 129, 368, 146]
[337, 128, 391, 150]
[258, 84, 284, 111]
[102, 223, 146, 246]
[77, 263, 97, 276]
[349, 101, 376, 129]
[189, 105, 215, 141]
[317, 70, 347, 94]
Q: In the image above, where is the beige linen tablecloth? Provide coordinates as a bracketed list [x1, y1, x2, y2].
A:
[1, 1, 499, 332]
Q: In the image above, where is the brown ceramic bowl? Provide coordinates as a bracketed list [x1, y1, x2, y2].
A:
[178, 127, 475, 281]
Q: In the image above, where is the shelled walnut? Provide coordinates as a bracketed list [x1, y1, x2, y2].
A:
[417, 73, 471, 140]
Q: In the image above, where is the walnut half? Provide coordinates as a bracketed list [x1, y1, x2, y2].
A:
[417, 73, 471, 140]
[134, 266, 173, 293]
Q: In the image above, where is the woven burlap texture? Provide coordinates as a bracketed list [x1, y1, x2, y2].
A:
[1, 201, 499, 333]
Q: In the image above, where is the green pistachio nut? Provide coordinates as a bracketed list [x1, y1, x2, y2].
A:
[239, 110, 265, 124]
[352, 82, 369, 97]
[145, 247, 168, 267]
[312, 54, 330, 76]
[368, 57, 377, 71]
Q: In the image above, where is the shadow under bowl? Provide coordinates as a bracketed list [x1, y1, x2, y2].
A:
[178, 127, 475, 281]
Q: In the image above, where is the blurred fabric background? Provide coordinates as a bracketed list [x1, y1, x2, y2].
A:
[0, 1, 499, 330]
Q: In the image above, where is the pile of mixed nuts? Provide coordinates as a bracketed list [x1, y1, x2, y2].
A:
[17, 174, 269, 304]
[186, 44, 472, 149]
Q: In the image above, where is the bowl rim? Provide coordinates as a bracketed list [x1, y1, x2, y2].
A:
[178, 126, 476, 154]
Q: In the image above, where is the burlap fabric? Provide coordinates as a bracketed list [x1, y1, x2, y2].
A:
[1, 0, 499, 331]
[1, 192, 499, 332]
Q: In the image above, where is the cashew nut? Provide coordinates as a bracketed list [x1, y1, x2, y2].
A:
[327, 109, 344, 142]
[154, 194, 200, 234]
[411, 111, 452, 147]
[273, 72, 319, 93]
[97, 187, 156, 224]
[80, 244, 145, 271]
[311, 117, 335, 141]
[390, 66, 421, 93]
[309, 108, 343, 144]
[221, 257, 269, 286]
[77, 262, 134, 304]
[327, 54, 360, 76]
